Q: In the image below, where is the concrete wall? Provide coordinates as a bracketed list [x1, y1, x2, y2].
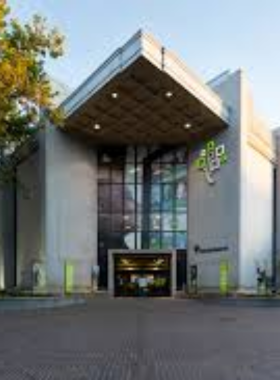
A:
[187, 71, 242, 291]
[273, 131, 280, 287]
[0, 189, 4, 289]
[238, 74, 274, 291]
[239, 145, 273, 289]
[188, 69, 274, 292]
[0, 183, 16, 289]
[16, 151, 43, 289]
[44, 127, 98, 292]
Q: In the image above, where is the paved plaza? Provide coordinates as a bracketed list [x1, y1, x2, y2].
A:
[0, 298, 280, 379]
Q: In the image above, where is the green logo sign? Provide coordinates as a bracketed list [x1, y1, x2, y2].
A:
[195, 140, 228, 184]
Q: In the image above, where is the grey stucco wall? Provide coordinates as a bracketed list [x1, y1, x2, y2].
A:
[274, 133, 280, 287]
[188, 71, 242, 291]
[239, 144, 273, 289]
[0, 189, 4, 289]
[0, 183, 16, 289]
[238, 73, 273, 290]
[189, 70, 274, 292]
[16, 151, 43, 289]
[44, 127, 98, 292]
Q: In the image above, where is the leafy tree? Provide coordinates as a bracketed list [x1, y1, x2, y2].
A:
[0, 0, 64, 155]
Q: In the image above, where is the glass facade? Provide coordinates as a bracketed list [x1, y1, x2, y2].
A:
[97, 146, 188, 287]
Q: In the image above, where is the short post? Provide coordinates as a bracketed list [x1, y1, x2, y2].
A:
[32, 261, 46, 294]
[219, 259, 229, 296]
[64, 261, 74, 295]
[190, 265, 198, 295]
[257, 267, 267, 296]
[91, 265, 100, 293]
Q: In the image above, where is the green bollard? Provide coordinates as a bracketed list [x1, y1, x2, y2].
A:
[220, 260, 229, 296]
[64, 261, 74, 295]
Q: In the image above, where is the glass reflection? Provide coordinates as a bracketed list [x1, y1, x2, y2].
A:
[123, 214, 135, 231]
[124, 184, 135, 213]
[151, 163, 161, 183]
[175, 165, 187, 182]
[175, 182, 187, 210]
[151, 185, 161, 210]
[111, 185, 124, 213]
[175, 232, 187, 249]
[98, 164, 110, 182]
[174, 213, 187, 231]
[162, 184, 174, 211]
[162, 232, 174, 249]
[149, 232, 161, 249]
[125, 164, 136, 183]
[97, 146, 188, 288]
[162, 164, 174, 183]
[150, 214, 161, 231]
[162, 213, 174, 230]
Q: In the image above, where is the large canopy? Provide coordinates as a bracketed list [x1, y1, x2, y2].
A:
[62, 30, 230, 145]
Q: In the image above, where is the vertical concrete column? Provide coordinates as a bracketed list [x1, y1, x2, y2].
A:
[17, 151, 43, 290]
[188, 71, 242, 292]
[0, 183, 16, 289]
[44, 126, 98, 293]
[274, 131, 280, 289]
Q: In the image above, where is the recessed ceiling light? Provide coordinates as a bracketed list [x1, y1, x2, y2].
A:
[93, 123, 101, 130]
[184, 123, 192, 129]
[165, 91, 173, 98]
[111, 92, 118, 99]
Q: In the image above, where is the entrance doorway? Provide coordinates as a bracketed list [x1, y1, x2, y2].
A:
[109, 251, 175, 297]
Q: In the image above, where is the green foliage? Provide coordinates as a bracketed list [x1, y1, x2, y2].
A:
[0, 0, 65, 152]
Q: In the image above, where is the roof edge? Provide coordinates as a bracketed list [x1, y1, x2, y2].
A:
[62, 30, 231, 125]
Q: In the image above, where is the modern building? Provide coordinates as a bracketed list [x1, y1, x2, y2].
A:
[0, 30, 279, 296]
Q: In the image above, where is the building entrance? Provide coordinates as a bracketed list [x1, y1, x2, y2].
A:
[112, 253, 173, 297]
[97, 146, 188, 289]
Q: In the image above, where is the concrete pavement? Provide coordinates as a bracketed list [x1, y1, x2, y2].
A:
[0, 298, 280, 379]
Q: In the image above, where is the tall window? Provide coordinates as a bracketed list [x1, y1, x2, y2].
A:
[97, 146, 188, 287]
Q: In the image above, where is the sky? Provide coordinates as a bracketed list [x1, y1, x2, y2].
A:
[8, 0, 280, 128]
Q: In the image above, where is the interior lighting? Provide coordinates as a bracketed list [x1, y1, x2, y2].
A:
[165, 91, 173, 98]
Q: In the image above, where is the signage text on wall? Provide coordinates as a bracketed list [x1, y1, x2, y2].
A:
[195, 140, 228, 185]
[194, 245, 229, 254]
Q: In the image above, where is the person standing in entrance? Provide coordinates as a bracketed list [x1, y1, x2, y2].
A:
[138, 276, 148, 297]
[91, 265, 100, 293]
